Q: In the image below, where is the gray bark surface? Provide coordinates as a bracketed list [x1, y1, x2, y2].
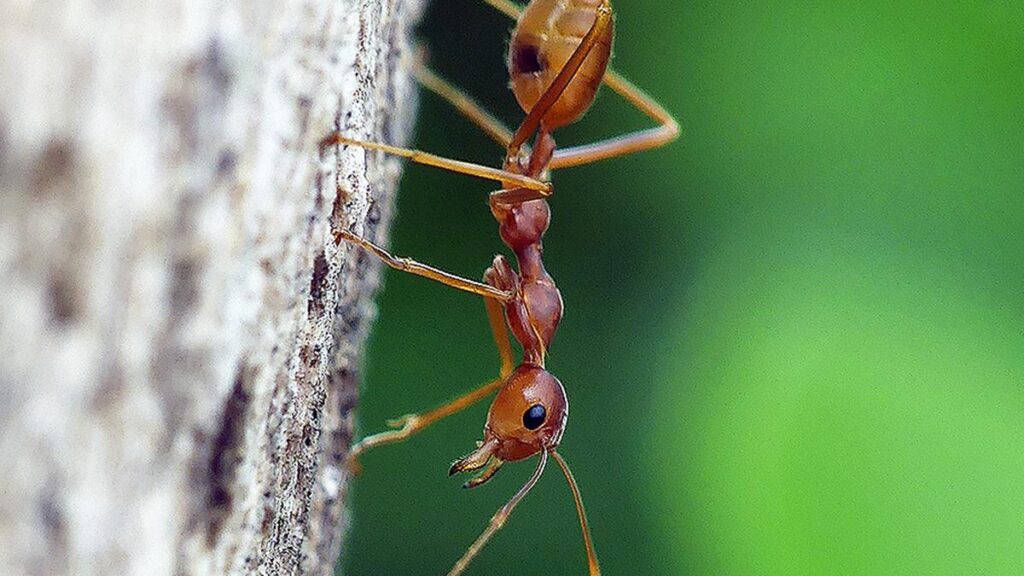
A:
[0, 0, 421, 574]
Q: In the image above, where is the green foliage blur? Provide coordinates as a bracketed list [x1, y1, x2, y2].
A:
[341, 1, 1023, 574]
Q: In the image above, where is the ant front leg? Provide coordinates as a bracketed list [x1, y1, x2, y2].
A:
[346, 376, 505, 474]
[319, 132, 550, 194]
[346, 265, 517, 473]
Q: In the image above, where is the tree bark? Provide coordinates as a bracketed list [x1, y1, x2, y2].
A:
[0, 0, 421, 574]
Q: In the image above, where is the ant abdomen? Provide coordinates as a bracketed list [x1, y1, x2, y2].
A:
[509, 0, 614, 129]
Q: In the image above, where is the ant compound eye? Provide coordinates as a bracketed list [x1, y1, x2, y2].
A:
[522, 404, 546, 430]
[512, 43, 545, 75]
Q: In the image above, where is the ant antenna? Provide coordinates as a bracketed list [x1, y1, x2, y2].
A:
[552, 450, 601, 576]
[447, 450, 601, 576]
[448, 451, 549, 576]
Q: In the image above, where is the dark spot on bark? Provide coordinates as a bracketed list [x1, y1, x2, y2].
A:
[303, 424, 314, 447]
[332, 174, 351, 209]
[37, 478, 66, 551]
[307, 251, 329, 315]
[338, 391, 358, 416]
[511, 43, 545, 75]
[32, 139, 77, 198]
[91, 363, 125, 411]
[313, 172, 325, 213]
[216, 149, 237, 176]
[163, 39, 233, 155]
[337, 300, 366, 338]
[170, 257, 199, 313]
[48, 274, 79, 325]
[0, 114, 8, 166]
[313, 169, 325, 214]
[333, 364, 362, 405]
[296, 95, 312, 133]
[259, 500, 274, 536]
[201, 40, 232, 95]
[367, 200, 381, 224]
[328, 366, 360, 456]
[205, 363, 252, 546]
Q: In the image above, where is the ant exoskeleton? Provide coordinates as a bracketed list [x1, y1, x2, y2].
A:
[322, 1, 678, 574]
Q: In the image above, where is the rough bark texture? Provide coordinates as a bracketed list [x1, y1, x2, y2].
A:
[0, 0, 420, 574]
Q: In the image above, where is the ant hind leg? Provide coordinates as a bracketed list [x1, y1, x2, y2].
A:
[336, 228, 512, 301]
[482, 0, 522, 19]
[414, 66, 512, 148]
[321, 53, 547, 191]
[549, 70, 680, 169]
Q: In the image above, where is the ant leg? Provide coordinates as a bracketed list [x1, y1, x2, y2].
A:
[484, 292, 515, 379]
[415, 66, 512, 148]
[481, 0, 522, 19]
[347, 277, 516, 472]
[336, 228, 512, 302]
[319, 133, 549, 194]
[346, 376, 505, 474]
[549, 70, 680, 169]
[346, 373, 508, 474]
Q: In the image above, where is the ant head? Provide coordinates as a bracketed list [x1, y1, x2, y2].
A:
[487, 364, 568, 459]
[449, 364, 568, 488]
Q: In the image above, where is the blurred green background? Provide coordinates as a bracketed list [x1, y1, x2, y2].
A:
[341, 1, 1023, 575]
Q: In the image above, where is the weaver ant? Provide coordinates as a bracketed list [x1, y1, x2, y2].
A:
[322, 1, 678, 573]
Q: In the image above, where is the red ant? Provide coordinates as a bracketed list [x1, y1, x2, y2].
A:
[322, 1, 678, 573]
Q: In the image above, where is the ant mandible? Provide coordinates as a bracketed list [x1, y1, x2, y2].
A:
[321, 1, 679, 574]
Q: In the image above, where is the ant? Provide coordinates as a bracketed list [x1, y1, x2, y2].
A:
[322, 0, 678, 574]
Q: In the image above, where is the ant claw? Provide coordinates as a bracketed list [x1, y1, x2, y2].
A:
[385, 414, 417, 429]
[344, 452, 364, 477]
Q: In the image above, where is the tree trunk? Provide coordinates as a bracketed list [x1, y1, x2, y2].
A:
[0, 0, 421, 574]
